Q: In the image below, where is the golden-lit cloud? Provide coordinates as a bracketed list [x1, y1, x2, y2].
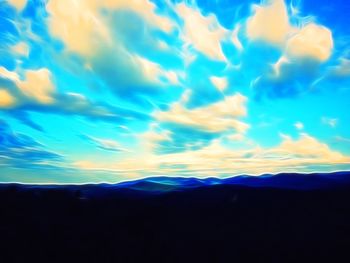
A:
[210, 76, 228, 92]
[0, 66, 20, 83]
[46, 0, 174, 55]
[0, 89, 16, 108]
[247, 0, 333, 62]
[11, 42, 29, 57]
[17, 68, 55, 104]
[7, 0, 27, 11]
[0, 67, 55, 104]
[46, 0, 110, 55]
[175, 3, 228, 61]
[134, 55, 181, 85]
[246, 0, 291, 45]
[154, 92, 249, 133]
[286, 23, 333, 61]
[74, 133, 350, 179]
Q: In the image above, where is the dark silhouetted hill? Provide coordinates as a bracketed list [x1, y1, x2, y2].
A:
[1, 171, 350, 262]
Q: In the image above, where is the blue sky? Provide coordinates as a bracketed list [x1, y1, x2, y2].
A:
[0, 0, 349, 183]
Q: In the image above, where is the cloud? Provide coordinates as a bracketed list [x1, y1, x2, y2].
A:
[329, 58, 350, 78]
[210, 76, 228, 92]
[46, 0, 173, 56]
[0, 67, 20, 83]
[321, 117, 338, 128]
[154, 92, 249, 133]
[46, 0, 110, 56]
[294, 122, 304, 130]
[0, 89, 16, 108]
[11, 41, 29, 57]
[246, 0, 333, 62]
[243, 0, 336, 99]
[285, 23, 333, 62]
[45, 0, 181, 106]
[334, 136, 350, 144]
[276, 133, 342, 160]
[75, 133, 350, 178]
[144, 91, 249, 154]
[17, 68, 55, 104]
[82, 135, 129, 152]
[0, 66, 151, 130]
[246, 0, 291, 45]
[231, 24, 243, 51]
[134, 55, 181, 85]
[139, 123, 172, 151]
[0, 67, 55, 104]
[0, 119, 62, 169]
[175, 3, 228, 61]
[7, 92, 151, 131]
[7, 0, 27, 11]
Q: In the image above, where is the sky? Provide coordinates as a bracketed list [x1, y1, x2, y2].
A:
[0, 0, 349, 184]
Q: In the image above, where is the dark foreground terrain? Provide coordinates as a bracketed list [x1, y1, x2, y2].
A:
[1, 172, 350, 262]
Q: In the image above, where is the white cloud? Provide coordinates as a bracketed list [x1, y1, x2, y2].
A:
[175, 3, 228, 62]
[231, 24, 243, 51]
[210, 76, 228, 92]
[272, 55, 289, 77]
[294, 122, 304, 130]
[322, 117, 338, 128]
[85, 135, 129, 152]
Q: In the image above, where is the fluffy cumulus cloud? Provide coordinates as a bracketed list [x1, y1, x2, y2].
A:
[245, 0, 336, 99]
[246, 0, 292, 45]
[0, 0, 349, 183]
[46, 0, 173, 55]
[246, 0, 333, 62]
[285, 23, 333, 62]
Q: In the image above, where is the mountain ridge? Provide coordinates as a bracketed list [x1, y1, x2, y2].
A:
[1, 171, 350, 193]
